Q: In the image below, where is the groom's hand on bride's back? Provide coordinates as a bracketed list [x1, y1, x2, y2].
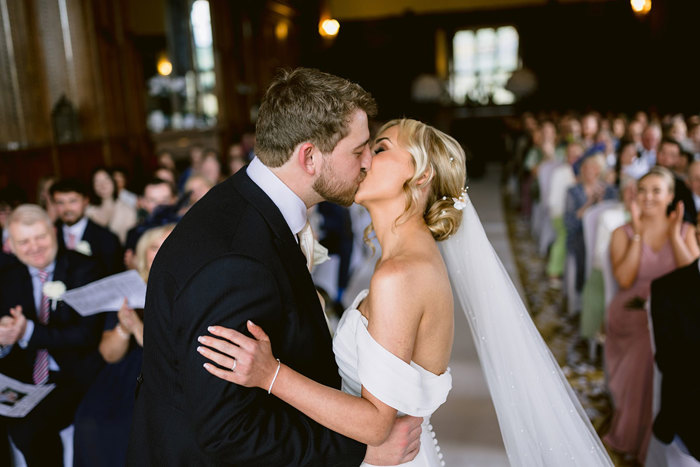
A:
[363, 415, 422, 465]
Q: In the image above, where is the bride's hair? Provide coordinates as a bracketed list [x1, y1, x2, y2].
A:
[366, 118, 467, 243]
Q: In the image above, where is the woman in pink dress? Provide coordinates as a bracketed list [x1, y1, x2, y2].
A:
[605, 166, 699, 464]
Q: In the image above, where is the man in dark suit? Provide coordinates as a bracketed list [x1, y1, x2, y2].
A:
[123, 177, 179, 269]
[648, 259, 700, 465]
[128, 68, 422, 466]
[50, 178, 123, 276]
[656, 138, 697, 224]
[0, 204, 104, 465]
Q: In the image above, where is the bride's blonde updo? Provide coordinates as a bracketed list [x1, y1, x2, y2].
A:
[375, 118, 467, 242]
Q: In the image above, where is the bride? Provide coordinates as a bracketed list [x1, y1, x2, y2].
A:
[196, 119, 613, 466]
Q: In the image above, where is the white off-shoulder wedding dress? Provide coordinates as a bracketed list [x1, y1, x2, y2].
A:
[333, 289, 452, 467]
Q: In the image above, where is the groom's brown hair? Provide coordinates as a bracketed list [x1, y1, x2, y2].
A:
[254, 68, 377, 167]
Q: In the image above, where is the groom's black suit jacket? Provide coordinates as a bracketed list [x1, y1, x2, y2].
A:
[650, 259, 700, 461]
[128, 168, 366, 466]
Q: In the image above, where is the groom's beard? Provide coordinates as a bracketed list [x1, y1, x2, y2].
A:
[313, 165, 366, 207]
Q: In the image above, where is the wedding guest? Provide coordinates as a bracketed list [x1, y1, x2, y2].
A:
[605, 167, 699, 465]
[51, 179, 123, 276]
[676, 150, 694, 181]
[73, 224, 174, 467]
[667, 114, 692, 152]
[156, 150, 176, 173]
[581, 113, 599, 150]
[646, 259, 700, 466]
[546, 141, 582, 285]
[0, 205, 104, 465]
[580, 177, 636, 342]
[517, 114, 539, 216]
[240, 130, 256, 160]
[634, 111, 649, 128]
[228, 143, 247, 175]
[596, 129, 618, 172]
[36, 176, 58, 222]
[200, 150, 223, 185]
[110, 166, 138, 209]
[183, 174, 213, 210]
[688, 120, 700, 158]
[656, 138, 697, 224]
[616, 138, 649, 181]
[154, 166, 177, 188]
[564, 153, 618, 293]
[627, 120, 644, 149]
[315, 202, 354, 304]
[0, 185, 26, 256]
[0, 195, 10, 257]
[177, 144, 204, 192]
[640, 124, 662, 167]
[524, 121, 557, 175]
[86, 167, 138, 244]
[611, 116, 627, 146]
[688, 161, 700, 223]
[124, 178, 178, 268]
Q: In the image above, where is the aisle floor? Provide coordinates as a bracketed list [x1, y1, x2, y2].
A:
[431, 165, 511, 466]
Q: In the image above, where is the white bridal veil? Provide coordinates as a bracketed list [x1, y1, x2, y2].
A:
[439, 195, 613, 467]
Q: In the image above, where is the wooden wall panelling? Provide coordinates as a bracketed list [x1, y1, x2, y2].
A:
[0, 147, 55, 201]
[208, 0, 256, 151]
[0, 0, 24, 146]
[84, 0, 152, 177]
[36, 0, 70, 129]
[1, 0, 53, 148]
[65, 0, 103, 142]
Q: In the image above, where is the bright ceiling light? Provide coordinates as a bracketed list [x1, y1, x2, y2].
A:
[630, 0, 651, 15]
[157, 55, 173, 76]
[319, 19, 340, 38]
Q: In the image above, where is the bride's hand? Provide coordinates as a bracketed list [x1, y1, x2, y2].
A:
[197, 320, 278, 390]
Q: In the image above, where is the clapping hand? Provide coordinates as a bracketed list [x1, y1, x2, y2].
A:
[629, 200, 642, 236]
[668, 201, 684, 238]
[117, 298, 144, 346]
[590, 183, 605, 203]
[0, 306, 27, 346]
[117, 298, 139, 335]
[198, 321, 279, 390]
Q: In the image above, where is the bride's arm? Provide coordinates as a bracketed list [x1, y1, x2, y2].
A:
[197, 270, 423, 446]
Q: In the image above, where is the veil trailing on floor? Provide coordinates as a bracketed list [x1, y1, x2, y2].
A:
[439, 195, 613, 467]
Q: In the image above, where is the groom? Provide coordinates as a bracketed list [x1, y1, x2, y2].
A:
[128, 68, 422, 465]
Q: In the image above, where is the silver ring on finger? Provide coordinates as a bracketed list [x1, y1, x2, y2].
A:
[231, 359, 237, 373]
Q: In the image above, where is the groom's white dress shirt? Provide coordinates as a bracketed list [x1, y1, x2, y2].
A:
[247, 157, 307, 242]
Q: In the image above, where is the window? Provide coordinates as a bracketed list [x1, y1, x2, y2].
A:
[190, 0, 217, 122]
[450, 26, 519, 106]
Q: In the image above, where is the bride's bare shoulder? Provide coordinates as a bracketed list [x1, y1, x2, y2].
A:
[367, 255, 444, 314]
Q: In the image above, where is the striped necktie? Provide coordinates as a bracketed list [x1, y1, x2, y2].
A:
[32, 269, 51, 385]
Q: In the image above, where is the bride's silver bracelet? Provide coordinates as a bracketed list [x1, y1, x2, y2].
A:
[268, 359, 281, 394]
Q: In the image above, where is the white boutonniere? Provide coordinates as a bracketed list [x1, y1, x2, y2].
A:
[312, 240, 330, 266]
[43, 281, 66, 311]
[74, 240, 92, 256]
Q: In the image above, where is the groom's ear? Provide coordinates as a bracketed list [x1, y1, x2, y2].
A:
[296, 142, 318, 175]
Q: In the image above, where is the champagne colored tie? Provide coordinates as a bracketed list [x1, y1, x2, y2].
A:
[297, 221, 333, 334]
[33, 270, 51, 385]
[297, 221, 315, 272]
